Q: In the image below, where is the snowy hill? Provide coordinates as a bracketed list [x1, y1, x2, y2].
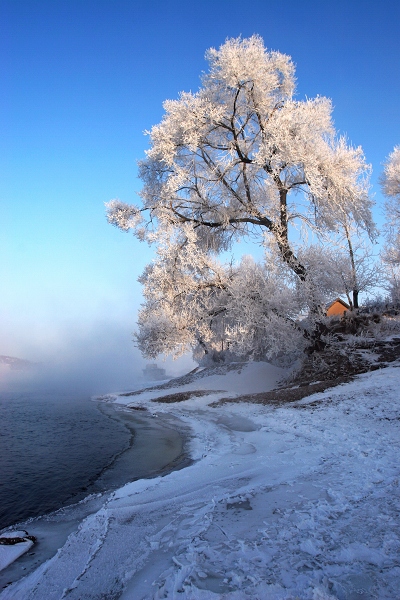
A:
[1, 346, 400, 599]
[0, 356, 36, 371]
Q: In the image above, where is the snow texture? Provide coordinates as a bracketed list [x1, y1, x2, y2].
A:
[0, 533, 34, 573]
[1, 361, 400, 599]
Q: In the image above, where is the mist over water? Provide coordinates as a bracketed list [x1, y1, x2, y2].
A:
[0, 323, 194, 531]
[0, 326, 141, 396]
[0, 320, 194, 396]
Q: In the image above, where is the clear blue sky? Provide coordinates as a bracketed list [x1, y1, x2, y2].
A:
[1, 0, 399, 387]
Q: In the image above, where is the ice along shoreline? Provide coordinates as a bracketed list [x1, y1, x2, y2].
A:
[0, 400, 193, 589]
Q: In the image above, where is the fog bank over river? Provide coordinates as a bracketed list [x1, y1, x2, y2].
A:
[0, 320, 194, 396]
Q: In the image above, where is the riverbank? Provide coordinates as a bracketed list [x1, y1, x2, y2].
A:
[2, 358, 400, 599]
[0, 401, 191, 589]
[89, 402, 193, 493]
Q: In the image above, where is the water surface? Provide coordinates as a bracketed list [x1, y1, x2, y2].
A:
[0, 391, 186, 530]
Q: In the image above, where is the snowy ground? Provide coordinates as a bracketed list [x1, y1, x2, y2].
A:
[1, 361, 400, 599]
[0, 533, 34, 573]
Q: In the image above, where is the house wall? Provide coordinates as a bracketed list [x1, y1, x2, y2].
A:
[327, 301, 349, 317]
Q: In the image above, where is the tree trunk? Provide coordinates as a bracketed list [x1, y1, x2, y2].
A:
[276, 187, 308, 282]
[344, 222, 359, 310]
[353, 289, 359, 310]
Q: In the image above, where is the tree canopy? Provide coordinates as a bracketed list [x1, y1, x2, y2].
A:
[380, 146, 400, 303]
[381, 146, 400, 265]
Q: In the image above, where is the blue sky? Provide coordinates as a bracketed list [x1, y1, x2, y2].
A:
[1, 0, 399, 387]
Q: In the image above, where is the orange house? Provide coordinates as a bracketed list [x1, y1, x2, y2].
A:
[326, 298, 351, 317]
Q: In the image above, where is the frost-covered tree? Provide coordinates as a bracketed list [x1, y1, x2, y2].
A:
[328, 216, 380, 309]
[381, 146, 400, 202]
[135, 227, 304, 361]
[332, 243, 381, 310]
[107, 35, 375, 361]
[134, 226, 231, 360]
[380, 146, 400, 265]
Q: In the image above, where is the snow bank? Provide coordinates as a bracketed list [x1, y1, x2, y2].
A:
[1, 361, 400, 599]
[113, 361, 288, 407]
[0, 533, 34, 572]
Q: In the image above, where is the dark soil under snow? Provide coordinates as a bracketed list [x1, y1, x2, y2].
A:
[211, 336, 400, 407]
[123, 336, 400, 409]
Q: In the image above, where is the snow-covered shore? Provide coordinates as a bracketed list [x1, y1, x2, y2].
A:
[1, 361, 400, 599]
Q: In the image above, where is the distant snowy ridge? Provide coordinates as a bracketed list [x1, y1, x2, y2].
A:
[0, 356, 37, 371]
